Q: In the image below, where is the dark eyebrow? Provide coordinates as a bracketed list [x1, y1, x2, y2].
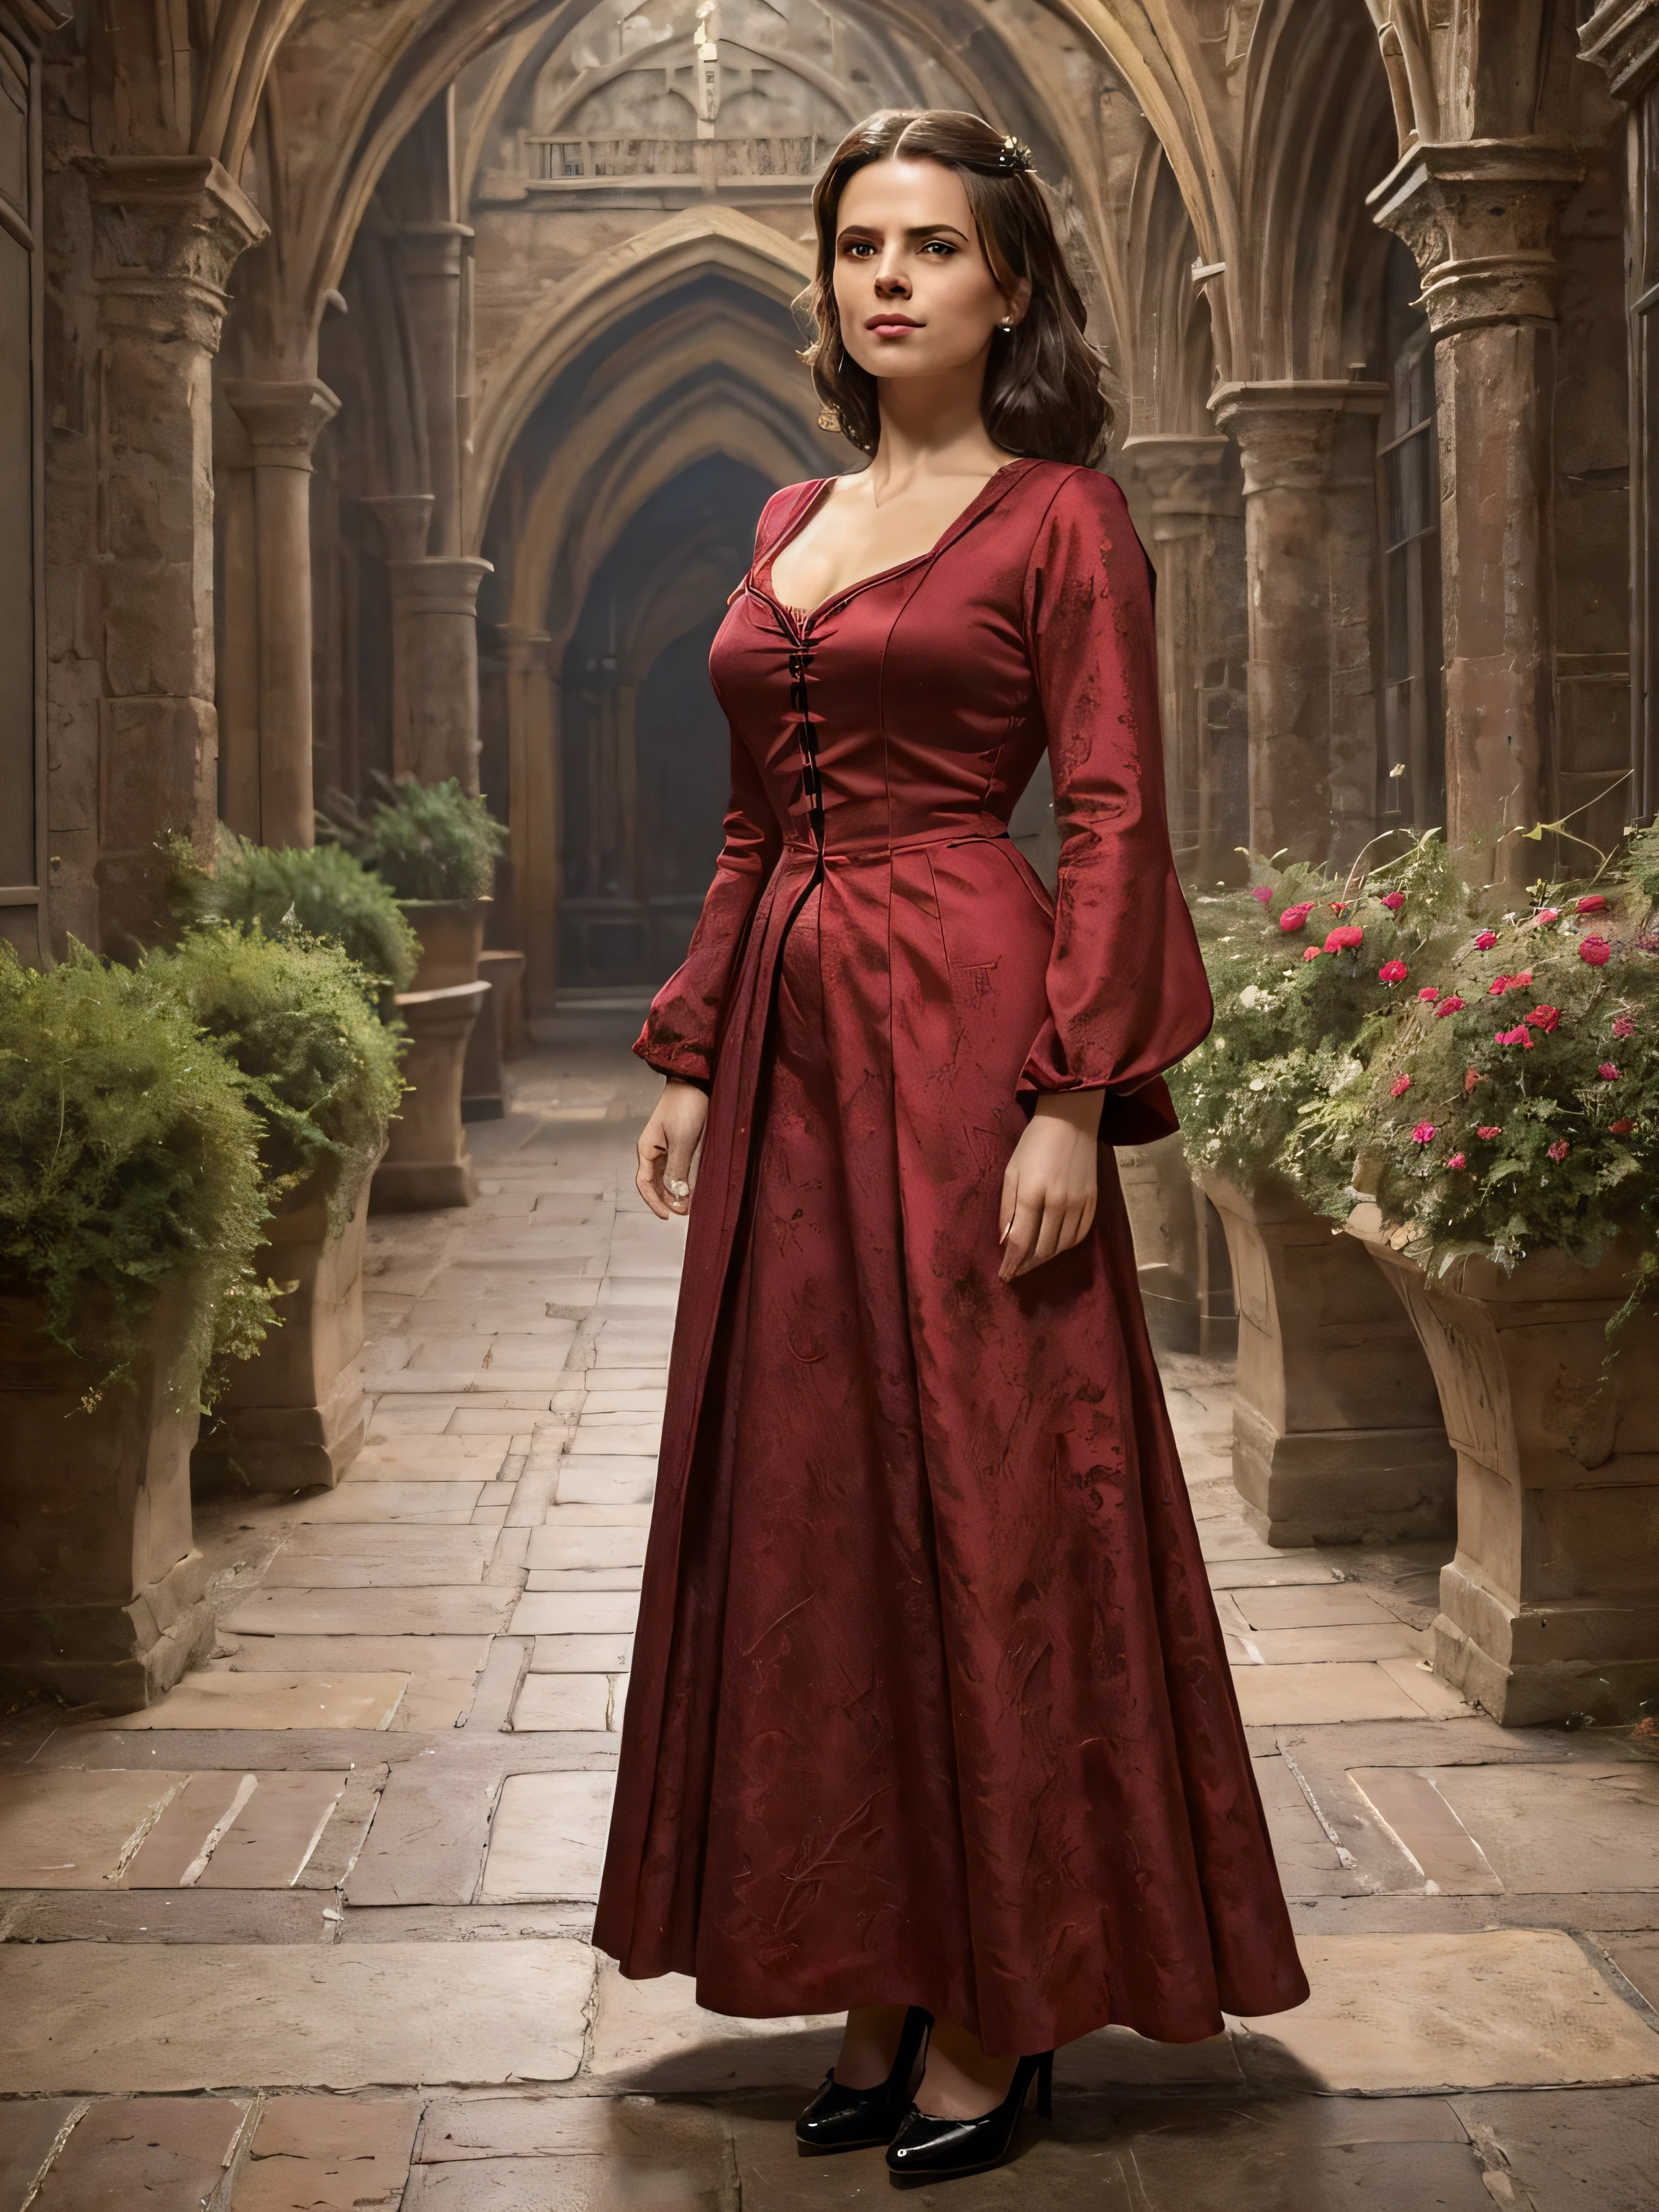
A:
[836, 222, 971, 244]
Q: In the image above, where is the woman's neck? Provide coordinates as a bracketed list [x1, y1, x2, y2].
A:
[866, 364, 1011, 501]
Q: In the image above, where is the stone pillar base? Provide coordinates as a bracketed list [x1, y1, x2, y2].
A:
[1233, 1398, 1457, 1548]
[372, 981, 488, 1215]
[0, 1549, 212, 1711]
[1434, 1563, 1659, 1729]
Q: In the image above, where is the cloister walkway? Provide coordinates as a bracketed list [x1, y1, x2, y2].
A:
[0, 1011, 1655, 2208]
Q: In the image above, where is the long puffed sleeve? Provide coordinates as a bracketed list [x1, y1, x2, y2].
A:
[1017, 467, 1212, 1145]
[634, 716, 783, 1087]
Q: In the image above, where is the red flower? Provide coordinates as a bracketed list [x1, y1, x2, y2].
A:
[1379, 959, 1409, 984]
[1475, 930, 1498, 950]
[1419, 986, 1440, 1002]
[1390, 1074, 1412, 1098]
[1534, 908, 1560, 925]
[1249, 885, 1272, 906]
[1488, 970, 1534, 997]
[1577, 894, 1608, 915]
[1526, 1004, 1560, 1033]
[1613, 1013, 1637, 1038]
[1434, 995, 1465, 1018]
[1380, 891, 1406, 912]
[1302, 946, 1321, 962]
[1495, 1025, 1534, 1049]
[1477, 1125, 1502, 1140]
[1599, 1062, 1619, 1081]
[1447, 1152, 1466, 1169]
[1547, 1138, 1569, 1162]
[1279, 902, 1314, 932]
[1611, 1118, 1634, 1135]
[1411, 1121, 1437, 1144]
[1580, 936, 1613, 967]
[1325, 925, 1364, 953]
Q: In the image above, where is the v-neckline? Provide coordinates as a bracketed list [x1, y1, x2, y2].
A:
[755, 459, 1030, 634]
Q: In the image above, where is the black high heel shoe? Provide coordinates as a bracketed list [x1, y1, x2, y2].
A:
[884, 2049, 1053, 2181]
[796, 2006, 932, 2152]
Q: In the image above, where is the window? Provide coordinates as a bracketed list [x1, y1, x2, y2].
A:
[1377, 328, 1444, 833]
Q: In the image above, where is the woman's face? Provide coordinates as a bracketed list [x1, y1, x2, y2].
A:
[831, 156, 1028, 384]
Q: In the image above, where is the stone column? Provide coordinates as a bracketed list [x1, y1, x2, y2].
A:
[400, 221, 472, 558]
[364, 494, 490, 792]
[222, 378, 339, 847]
[1120, 433, 1249, 885]
[1209, 382, 1388, 871]
[500, 625, 560, 1014]
[1370, 140, 1583, 884]
[82, 155, 266, 942]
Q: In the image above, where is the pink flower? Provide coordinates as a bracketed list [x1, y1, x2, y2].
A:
[1599, 1062, 1619, 1081]
[1379, 959, 1409, 984]
[1249, 885, 1273, 906]
[1611, 1118, 1634, 1135]
[1279, 902, 1314, 933]
[1418, 986, 1441, 1002]
[1526, 1004, 1560, 1033]
[1613, 1013, 1637, 1038]
[1496, 1025, 1534, 1049]
[1390, 1074, 1412, 1098]
[1488, 969, 1534, 997]
[1325, 925, 1364, 953]
[1547, 1138, 1569, 1162]
[1475, 930, 1498, 950]
[1532, 908, 1560, 927]
[1577, 894, 1608, 915]
[1477, 1125, 1502, 1141]
[1434, 995, 1465, 1018]
[1380, 891, 1405, 912]
[1301, 945, 1322, 962]
[1580, 936, 1612, 967]
[1411, 1121, 1437, 1145]
[1447, 1153, 1466, 1169]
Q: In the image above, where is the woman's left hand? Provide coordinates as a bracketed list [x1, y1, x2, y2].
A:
[997, 1090, 1105, 1282]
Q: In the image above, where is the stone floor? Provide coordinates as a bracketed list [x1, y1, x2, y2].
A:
[1, 1004, 1657, 2209]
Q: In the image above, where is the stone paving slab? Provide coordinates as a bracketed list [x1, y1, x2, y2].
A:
[231, 2095, 421, 2211]
[104, 1673, 410, 1731]
[1, 1892, 338, 1944]
[508, 1674, 612, 1732]
[585, 1961, 841, 2092]
[524, 1567, 643, 1592]
[554, 1457, 657, 1506]
[260, 1529, 499, 1586]
[1231, 1660, 1459, 1725]
[1233, 1930, 1659, 2090]
[506, 1592, 639, 1636]
[295, 1483, 485, 1521]
[30, 2095, 250, 2208]
[0, 2099, 81, 2208]
[1450, 2082, 1659, 2211]
[346, 1771, 502, 1907]
[1599, 1929, 1659, 2010]
[222, 1588, 517, 1637]
[0, 1943, 593, 2092]
[220, 1634, 495, 1676]
[528, 1635, 634, 1673]
[0, 1768, 189, 1889]
[478, 1771, 616, 1901]
[1230, 1581, 1406, 1629]
[1426, 1762, 1659, 1893]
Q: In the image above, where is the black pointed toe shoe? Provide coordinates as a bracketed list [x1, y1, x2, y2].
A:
[795, 2007, 933, 2153]
[884, 2049, 1053, 2182]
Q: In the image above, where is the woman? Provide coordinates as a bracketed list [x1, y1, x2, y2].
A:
[593, 108, 1308, 2181]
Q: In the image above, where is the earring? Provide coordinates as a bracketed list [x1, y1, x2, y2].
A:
[999, 318, 1015, 332]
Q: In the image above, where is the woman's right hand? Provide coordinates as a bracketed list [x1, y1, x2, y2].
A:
[637, 1078, 710, 1219]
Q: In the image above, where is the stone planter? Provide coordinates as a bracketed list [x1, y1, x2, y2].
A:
[462, 948, 526, 1122]
[1347, 1210, 1659, 1727]
[372, 980, 489, 1212]
[0, 1282, 214, 1711]
[401, 899, 487, 992]
[1205, 1174, 1454, 1547]
[192, 1152, 379, 1495]
[1117, 1133, 1236, 1358]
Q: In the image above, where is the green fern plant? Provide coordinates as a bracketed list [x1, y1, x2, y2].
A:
[167, 832, 418, 1002]
[328, 775, 507, 904]
[0, 943, 277, 1408]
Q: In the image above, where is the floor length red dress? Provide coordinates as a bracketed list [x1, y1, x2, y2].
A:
[592, 456, 1308, 2056]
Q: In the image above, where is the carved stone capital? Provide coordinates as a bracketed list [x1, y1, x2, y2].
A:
[363, 493, 436, 564]
[1367, 139, 1584, 335]
[81, 155, 267, 354]
[495, 624, 554, 675]
[1581, 0, 1659, 103]
[1118, 434, 1241, 531]
[1209, 382, 1387, 497]
[388, 555, 493, 618]
[223, 378, 341, 471]
[400, 220, 475, 282]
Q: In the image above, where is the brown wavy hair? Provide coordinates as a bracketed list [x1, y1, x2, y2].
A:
[799, 109, 1111, 467]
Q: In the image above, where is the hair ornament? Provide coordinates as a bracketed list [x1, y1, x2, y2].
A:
[994, 134, 1035, 175]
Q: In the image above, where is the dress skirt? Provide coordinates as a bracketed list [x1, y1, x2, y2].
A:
[592, 458, 1310, 2055]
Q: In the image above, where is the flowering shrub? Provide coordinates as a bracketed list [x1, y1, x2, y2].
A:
[1303, 830, 1659, 1321]
[1169, 834, 1473, 1211]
